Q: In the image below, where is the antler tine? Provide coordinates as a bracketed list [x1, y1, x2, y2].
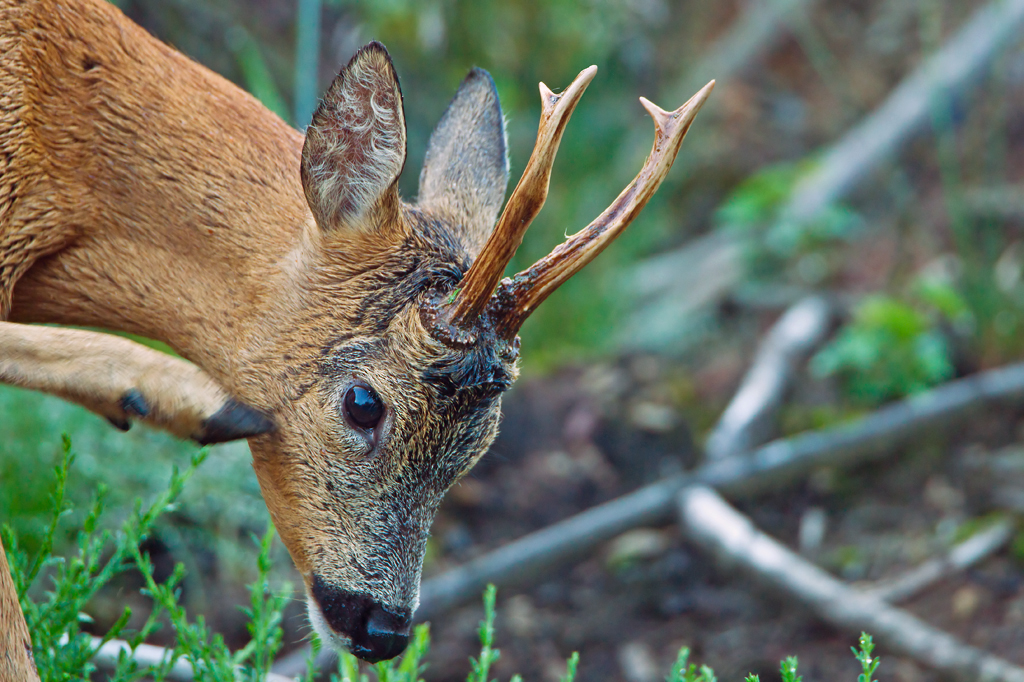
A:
[444, 65, 599, 328]
[492, 80, 716, 339]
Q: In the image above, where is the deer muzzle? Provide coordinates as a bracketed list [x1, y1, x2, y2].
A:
[309, 575, 413, 662]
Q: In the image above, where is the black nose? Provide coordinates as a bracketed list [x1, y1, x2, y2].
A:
[311, 575, 412, 662]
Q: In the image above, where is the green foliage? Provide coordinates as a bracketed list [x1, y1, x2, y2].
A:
[664, 648, 717, 682]
[715, 163, 808, 232]
[560, 652, 580, 682]
[468, 583, 500, 682]
[6, 437, 210, 681]
[717, 160, 860, 255]
[853, 633, 880, 682]
[779, 657, 801, 682]
[8, 438, 289, 682]
[811, 294, 954, 404]
[125, 520, 290, 681]
[715, 161, 862, 287]
[236, 529, 292, 679]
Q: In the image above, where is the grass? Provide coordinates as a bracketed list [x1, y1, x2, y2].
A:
[4, 439, 887, 681]
[0, 384, 274, 593]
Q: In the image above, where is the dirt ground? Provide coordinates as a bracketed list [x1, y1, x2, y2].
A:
[398, 355, 1024, 682]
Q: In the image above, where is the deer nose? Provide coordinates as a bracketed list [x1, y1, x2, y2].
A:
[311, 575, 412, 662]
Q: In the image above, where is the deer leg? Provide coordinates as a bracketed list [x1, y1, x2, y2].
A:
[0, 540, 39, 682]
[0, 322, 273, 444]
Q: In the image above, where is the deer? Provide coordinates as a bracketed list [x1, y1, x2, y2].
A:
[0, 0, 713, 674]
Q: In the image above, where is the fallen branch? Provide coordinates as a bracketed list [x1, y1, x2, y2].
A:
[960, 185, 1024, 221]
[678, 485, 1024, 681]
[864, 517, 1016, 604]
[705, 295, 834, 460]
[691, 292, 1016, 673]
[672, 0, 814, 102]
[90, 636, 297, 682]
[782, 0, 1024, 225]
[414, 362, 1024, 621]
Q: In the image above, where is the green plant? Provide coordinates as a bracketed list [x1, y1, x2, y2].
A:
[667, 647, 717, 682]
[468, 584, 500, 682]
[811, 294, 954, 404]
[714, 161, 863, 288]
[7, 437, 290, 682]
[124, 520, 289, 681]
[5, 436, 210, 681]
[853, 633, 880, 682]
[779, 657, 801, 682]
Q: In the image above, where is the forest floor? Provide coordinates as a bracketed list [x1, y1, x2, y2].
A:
[409, 356, 1024, 682]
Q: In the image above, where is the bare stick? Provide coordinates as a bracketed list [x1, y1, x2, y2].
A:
[412, 362, 1024, 621]
[864, 517, 1015, 604]
[705, 295, 834, 460]
[782, 0, 1024, 225]
[678, 486, 1024, 682]
[673, 0, 814, 102]
[961, 185, 1024, 221]
[90, 636, 298, 682]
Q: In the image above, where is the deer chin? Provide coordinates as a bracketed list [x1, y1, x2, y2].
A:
[306, 596, 352, 653]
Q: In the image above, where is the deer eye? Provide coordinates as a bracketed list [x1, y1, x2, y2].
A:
[343, 382, 384, 432]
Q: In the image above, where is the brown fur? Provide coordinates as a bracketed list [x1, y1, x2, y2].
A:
[0, 324, 244, 439]
[0, 0, 710, 663]
[0, 0, 518, 662]
[0, 542, 38, 682]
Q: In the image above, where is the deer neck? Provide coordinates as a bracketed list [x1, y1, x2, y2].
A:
[5, 0, 317, 402]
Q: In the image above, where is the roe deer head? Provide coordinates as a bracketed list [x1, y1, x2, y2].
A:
[0, 0, 712, 664]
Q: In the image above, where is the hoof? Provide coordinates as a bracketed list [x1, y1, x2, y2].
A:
[195, 398, 275, 445]
[119, 388, 151, 418]
[107, 415, 131, 431]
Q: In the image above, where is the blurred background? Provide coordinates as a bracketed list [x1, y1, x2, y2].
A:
[6, 0, 1024, 679]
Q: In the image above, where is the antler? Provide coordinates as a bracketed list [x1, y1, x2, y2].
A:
[489, 80, 716, 339]
[443, 65, 599, 329]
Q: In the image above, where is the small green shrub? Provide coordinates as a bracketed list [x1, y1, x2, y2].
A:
[714, 160, 863, 288]
[5, 436, 288, 682]
[811, 294, 954, 404]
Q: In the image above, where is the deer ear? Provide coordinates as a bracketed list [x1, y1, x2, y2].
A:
[418, 68, 509, 258]
[301, 42, 407, 235]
